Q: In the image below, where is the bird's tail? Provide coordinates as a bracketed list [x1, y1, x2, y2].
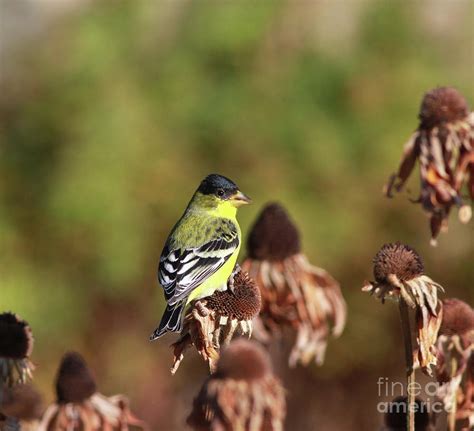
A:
[150, 300, 185, 341]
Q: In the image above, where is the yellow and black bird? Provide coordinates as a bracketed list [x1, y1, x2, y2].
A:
[150, 174, 251, 340]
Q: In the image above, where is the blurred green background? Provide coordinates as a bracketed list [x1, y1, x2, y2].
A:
[0, 0, 472, 429]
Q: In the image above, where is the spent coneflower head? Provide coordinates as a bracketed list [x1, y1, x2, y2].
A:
[363, 243, 444, 376]
[171, 268, 261, 374]
[0, 313, 34, 359]
[247, 202, 301, 261]
[187, 339, 286, 431]
[419, 87, 469, 130]
[373, 242, 424, 285]
[385, 86, 474, 244]
[215, 337, 271, 382]
[434, 298, 474, 430]
[55, 352, 97, 404]
[383, 397, 433, 431]
[365, 243, 441, 311]
[0, 384, 43, 423]
[38, 351, 148, 431]
[242, 202, 347, 367]
[205, 270, 262, 322]
[439, 298, 474, 338]
[0, 312, 35, 387]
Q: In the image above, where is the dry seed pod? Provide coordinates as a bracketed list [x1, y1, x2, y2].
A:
[171, 268, 261, 374]
[385, 87, 474, 245]
[434, 299, 474, 430]
[0, 384, 43, 431]
[37, 352, 148, 431]
[187, 339, 286, 431]
[362, 243, 444, 375]
[241, 203, 346, 367]
[439, 298, 474, 339]
[0, 312, 35, 387]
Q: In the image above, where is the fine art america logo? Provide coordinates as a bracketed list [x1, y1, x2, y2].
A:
[377, 377, 451, 414]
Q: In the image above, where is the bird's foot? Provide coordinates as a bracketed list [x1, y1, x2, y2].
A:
[227, 264, 241, 294]
[194, 300, 210, 317]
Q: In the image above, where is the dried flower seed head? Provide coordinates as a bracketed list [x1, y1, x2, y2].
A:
[364, 242, 440, 309]
[206, 270, 261, 321]
[439, 298, 474, 337]
[434, 329, 473, 428]
[0, 312, 34, 359]
[0, 312, 35, 387]
[247, 203, 301, 261]
[171, 268, 262, 374]
[385, 86, 474, 244]
[0, 384, 43, 421]
[434, 298, 474, 425]
[56, 352, 97, 403]
[384, 397, 432, 430]
[419, 87, 470, 130]
[215, 339, 271, 381]
[38, 352, 148, 431]
[242, 203, 346, 368]
[363, 243, 444, 375]
[373, 242, 424, 283]
[187, 339, 286, 431]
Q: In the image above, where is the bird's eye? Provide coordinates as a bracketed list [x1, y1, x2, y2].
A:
[216, 188, 225, 197]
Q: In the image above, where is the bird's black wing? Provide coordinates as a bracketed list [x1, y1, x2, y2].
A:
[158, 221, 239, 305]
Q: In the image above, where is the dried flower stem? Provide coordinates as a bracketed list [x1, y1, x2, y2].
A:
[448, 357, 457, 431]
[399, 298, 415, 431]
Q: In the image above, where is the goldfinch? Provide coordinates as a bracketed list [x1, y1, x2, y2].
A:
[150, 174, 251, 340]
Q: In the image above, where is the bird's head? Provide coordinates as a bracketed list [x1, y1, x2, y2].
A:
[193, 174, 251, 212]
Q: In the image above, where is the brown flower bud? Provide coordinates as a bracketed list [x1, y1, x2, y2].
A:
[56, 352, 97, 404]
[247, 203, 301, 261]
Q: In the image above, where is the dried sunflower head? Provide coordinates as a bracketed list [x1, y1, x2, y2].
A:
[0, 312, 35, 387]
[382, 396, 434, 431]
[241, 202, 346, 367]
[171, 268, 261, 374]
[187, 339, 285, 431]
[385, 87, 474, 245]
[37, 352, 148, 431]
[363, 243, 444, 375]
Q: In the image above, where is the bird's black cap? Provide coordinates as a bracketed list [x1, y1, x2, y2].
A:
[198, 174, 239, 197]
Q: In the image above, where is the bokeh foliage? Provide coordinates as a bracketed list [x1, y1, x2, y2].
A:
[0, 1, 472, 429]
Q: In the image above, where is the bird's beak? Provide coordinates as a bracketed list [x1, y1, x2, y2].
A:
[230, 190, 252, 207]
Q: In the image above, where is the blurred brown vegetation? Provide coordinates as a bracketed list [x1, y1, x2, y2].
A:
[0, 1, 472, 430]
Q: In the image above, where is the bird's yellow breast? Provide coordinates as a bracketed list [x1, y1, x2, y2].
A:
[208, 200, 238, 219]
[186, 245, 240, 305]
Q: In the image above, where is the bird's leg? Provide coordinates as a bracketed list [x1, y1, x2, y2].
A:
[227, 264, 241, 294]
